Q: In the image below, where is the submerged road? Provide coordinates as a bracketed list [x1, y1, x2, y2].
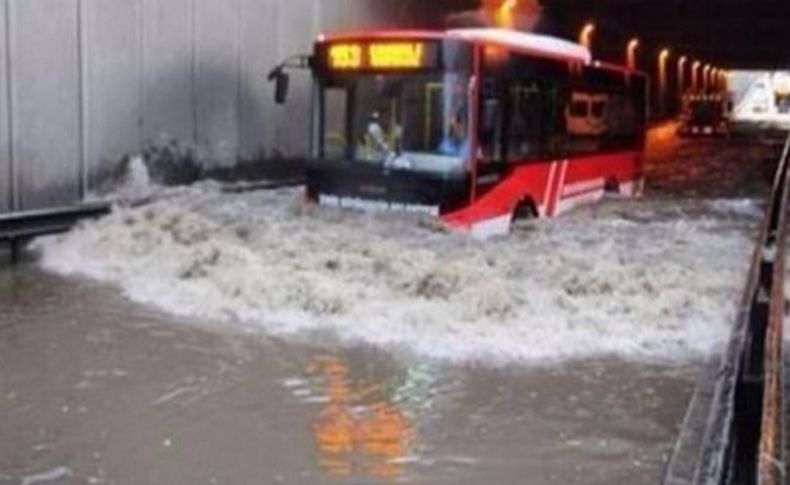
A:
[0, 269, 693, 485]
[0, 124, 781, 484]
[644, 122, 780, 199]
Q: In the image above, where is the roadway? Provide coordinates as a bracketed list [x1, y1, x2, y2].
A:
[0, 123, 783, 485]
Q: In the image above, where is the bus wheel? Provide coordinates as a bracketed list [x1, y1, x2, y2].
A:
[511, 200, 537, 225]
[604, 178, 621, 195]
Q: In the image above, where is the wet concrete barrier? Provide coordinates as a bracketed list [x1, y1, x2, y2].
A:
[0, 202, 110, 263]
[664, 134, 790, 485]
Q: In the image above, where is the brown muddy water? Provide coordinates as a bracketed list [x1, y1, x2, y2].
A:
[0, 125, 778, 484]
[0, 267, 696, 485]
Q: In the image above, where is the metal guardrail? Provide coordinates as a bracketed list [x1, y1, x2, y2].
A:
[664, 134, 790, 485]
[0, 202, 110, 262]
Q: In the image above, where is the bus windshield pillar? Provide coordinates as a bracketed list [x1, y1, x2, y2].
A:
[311, 80, 322, 159]
[469, 45, 482, 204]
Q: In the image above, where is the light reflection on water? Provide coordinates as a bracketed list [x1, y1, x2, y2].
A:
[306, 355, 422, 479]
[281, 351, 700, 484]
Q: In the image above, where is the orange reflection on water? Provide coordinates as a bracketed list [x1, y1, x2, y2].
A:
[308, 356, 416, 479]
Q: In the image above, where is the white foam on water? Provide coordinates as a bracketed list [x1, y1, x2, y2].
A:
[33, 185, 760, 366]
[20, 466, 73, 485]
[85, 155, 159, 204]
[117, 156, 155, 202]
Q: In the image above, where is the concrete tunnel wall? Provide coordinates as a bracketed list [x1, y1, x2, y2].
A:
[0, 0, 456, 213]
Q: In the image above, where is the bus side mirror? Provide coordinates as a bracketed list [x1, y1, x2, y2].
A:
[268, 68, 290, 105]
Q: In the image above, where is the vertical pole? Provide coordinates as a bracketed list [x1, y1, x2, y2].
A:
[691, 61, 701, 93]
[5, 0, 16, 211]
[658, 62, 666, 118]
[702, 65, 710, 92]
[579, 23, 594, 53]
[626, 38, 638, 71]
[677, 57, 687, 113]
[189, 0, 198, 146]
[76, 0, 89, 201]
[310, 80, 321, 159]
[468, 44, 481, 204]
[235, 0, 243, 159]
[677, 69, 683, 114]
[658, 49, 670, 119]
[312, 0, 321, 42]
[309, 0, 321, 160]
[137, 0, 145, 151]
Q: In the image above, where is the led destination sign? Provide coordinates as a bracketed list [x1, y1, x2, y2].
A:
[325, 41, 439, 71]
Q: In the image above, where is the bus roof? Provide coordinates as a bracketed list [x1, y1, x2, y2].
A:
[319, 28, 592, 65]
[448, 28, 591, 65]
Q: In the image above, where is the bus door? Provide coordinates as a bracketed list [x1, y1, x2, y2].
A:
[475, 66, 507, 192]
[423, 83, 444, 153]
[321, 87, 351, 160]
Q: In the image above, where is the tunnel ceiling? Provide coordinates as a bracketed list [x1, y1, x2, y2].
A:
[384, 0, 788, 70]
[540, 0, 790, 70]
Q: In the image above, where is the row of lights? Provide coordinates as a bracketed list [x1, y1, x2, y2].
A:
[577, 22, 728, 115]
[492, 2, 726, 116]
[493, 1, 727, 91]
[578, 22, 727, 90]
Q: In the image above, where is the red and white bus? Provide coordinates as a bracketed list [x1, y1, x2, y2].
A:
[280, 28, 648, 236]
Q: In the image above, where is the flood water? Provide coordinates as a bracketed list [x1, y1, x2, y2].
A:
[644, 122, 781, 198]
[0, 268, 697, 485]
[0, 124, 779, 484]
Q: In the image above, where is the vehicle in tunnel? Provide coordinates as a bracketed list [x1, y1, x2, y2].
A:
[773, 73, 790, 113]
[566, 92, 609, 136]
[283, 28, 648, 236]
[752, 80, 773, 114]
[678, 93, 732, 137]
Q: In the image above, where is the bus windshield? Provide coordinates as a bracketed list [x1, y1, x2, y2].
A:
[321, 72, 471, 177]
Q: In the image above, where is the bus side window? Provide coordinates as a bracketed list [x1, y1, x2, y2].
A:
[479, 77, 504, 163]
[564, 66, 643, 155]
[508, 81, 548, 160]
[322, 88, 350, 159]
[503, 55, 570, 161]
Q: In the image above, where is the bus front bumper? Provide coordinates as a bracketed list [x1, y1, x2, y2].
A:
[306, 160, 469, 216]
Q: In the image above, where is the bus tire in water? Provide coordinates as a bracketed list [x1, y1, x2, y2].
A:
[604, 177, 621, 195]
[511, 199, 538, 223]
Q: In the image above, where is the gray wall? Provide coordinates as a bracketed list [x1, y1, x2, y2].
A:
[0, 0, 451, 212]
